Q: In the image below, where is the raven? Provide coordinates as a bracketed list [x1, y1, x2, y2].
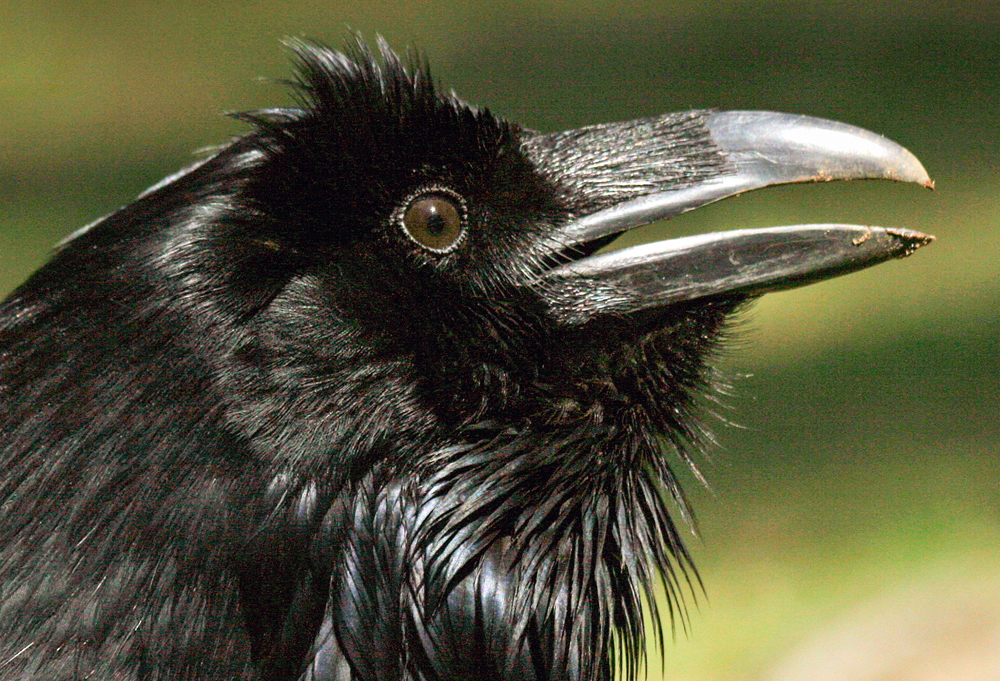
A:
[0, 37, 932, 681]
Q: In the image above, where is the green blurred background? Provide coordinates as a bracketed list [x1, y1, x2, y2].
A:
[2, 2, 998, 679]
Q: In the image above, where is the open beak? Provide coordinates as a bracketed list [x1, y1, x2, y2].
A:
[533, 111, 934, 325]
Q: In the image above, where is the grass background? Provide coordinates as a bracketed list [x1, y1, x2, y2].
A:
[2, 2, 998, 679]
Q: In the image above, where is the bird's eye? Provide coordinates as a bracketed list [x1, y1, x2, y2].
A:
[399, 192, 466, 253]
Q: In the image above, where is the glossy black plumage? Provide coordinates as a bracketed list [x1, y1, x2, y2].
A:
[0, 38, 931, 680]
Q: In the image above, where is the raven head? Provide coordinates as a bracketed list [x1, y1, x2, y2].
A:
[213, 39, 932, 445]
[168, 38, 931, 471]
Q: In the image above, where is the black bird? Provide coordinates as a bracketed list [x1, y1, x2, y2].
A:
[0, 38, 932, 681]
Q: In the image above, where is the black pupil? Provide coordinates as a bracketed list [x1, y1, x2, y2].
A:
[425, 211, 447, 237]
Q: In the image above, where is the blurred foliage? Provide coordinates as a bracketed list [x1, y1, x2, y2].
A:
[1, 2, 998, 679]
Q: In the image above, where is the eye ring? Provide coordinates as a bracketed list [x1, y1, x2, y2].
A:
[396, 188, 467, 254]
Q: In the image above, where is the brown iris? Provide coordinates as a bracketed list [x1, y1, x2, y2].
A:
[400, 193, 465, 253]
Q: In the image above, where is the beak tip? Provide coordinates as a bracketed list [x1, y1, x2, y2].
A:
[885, 227, 935, 257]
[894, 152, 933, 190]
